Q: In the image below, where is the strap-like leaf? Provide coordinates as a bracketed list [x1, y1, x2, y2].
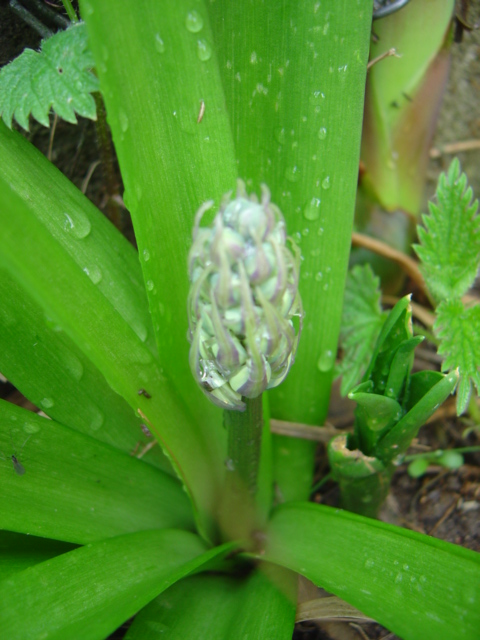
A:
[125, 565, 296, 640]
[263, 502, 480, 640]
[0, 23, 98, 130]
[0, 400, 194, 544]
[0, 530, 236, 640]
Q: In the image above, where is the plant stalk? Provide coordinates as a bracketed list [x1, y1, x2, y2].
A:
[224, 395, 263, 496]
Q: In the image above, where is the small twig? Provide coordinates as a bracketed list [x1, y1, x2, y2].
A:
[46, 113, 58, 161]
[81, 160, 101, 194]
[352, 232, 425, 292]
[367, 47, 401, 70]
[349, 622, 372, 640]
[428, 496, 458, 535]
[430, 139, 480, 159]
[136, 440, 158, 459]
[270, 419, 346, 442]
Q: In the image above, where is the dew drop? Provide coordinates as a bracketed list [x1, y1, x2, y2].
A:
[322, 176, 331, 190]
[154, 33, 165, 53]
[250, 51, 258, 64]
[395, 572, 403, 583]
[274, 127, 286, 144]
[196, 39, 212, 61]
[40, 398, 54, 409]
[309, 90, 325, 105]
[119, 110, 129, 133]
[143, 248, 151, 262]
[83, 265, 102, 285]
[303, 197, 321, 220]
[62, 350, 84, 381]
[89, 405, 105, 432]
[63, 211, 91, 239]
[318, 127, 327, 140]
[131, 320, 148, 343]
[317, 349, 334, 372]
[364, 558, 375, 569]
[301, 228, 310, 237]
[23, 421, 40, 434]
[317, 226, 324, 236]
[185, 10, 203, 33]
[301, 271, 311, 280]
[285, 165, 300, 182]
[292, 232, 302, 244]
[146, 280, 154, 291]
[225, 458, 235, 471]
[315, 271, 323, 281]
[310, 247, 321, 257]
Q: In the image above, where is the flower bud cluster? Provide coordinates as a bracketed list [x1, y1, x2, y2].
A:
[187, 182, 302, 411]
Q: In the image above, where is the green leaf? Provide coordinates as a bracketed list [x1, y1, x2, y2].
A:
[126, 565, 296, 639]
[0, 23, 99, 130]
[0, 145, 219, 541]
[263, 502, 480, 640]
[0, 267, 171, 474]
[414, 158, 480, 301]
[0, 530, 236, 640]
[435, 299, 480, 414]
[337, 265, 387, 395]
[361, 0, 454, 214]
[376, 370, 458, 464]
[0, 400, 194, 544]
[209, 2, 373, 425]
[0, 531, 77, 582]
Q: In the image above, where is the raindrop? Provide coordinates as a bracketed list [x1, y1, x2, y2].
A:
[292, 232, 302, 244]
[185, 10, 203, 33]
[83, 265, 102, 285]
[196, 39, 212, 62]
[225, 458, 235, 471]
[62, 350, 84, 381]
[131, 320, 148, 343]
[119, 110, 129, 133]
[23, 422, 40, 434]
[285, 165, 300, 182]
[274, 127, 286, 144]
[301, 271, 311, 280]
[250, 51, 258, 64]
[301, 228, 310, 237]
[317, 226, 324, 236]
[364, 558, 375, 569]
[309, 90, 325, 105]
[317, 349, 334, 372]
[143, 248, 151, 262]
[322, 176, 331, 190]
[40, 398, 54, 409]
[89, 405, 105, 431]
[63, 211, 91, 239]
[146, 280, 154, 291]
[303, 197, 321, 220]
[154, 33, 165, 53]
[318, 127, 327, 140]
[315, 271, 323, 281]
[310, 247, 321, 257]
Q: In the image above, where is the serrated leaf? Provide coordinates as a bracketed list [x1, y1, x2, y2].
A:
[414, 158, 480, 301]
[0, 22, 99, 130]
[435, 299, 480, 414]
[336, 265, 387, 395]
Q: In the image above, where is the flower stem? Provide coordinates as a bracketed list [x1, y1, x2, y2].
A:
[224, 395, 263, 495]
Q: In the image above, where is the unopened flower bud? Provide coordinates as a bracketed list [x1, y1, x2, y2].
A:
[187, 182, 302, 411]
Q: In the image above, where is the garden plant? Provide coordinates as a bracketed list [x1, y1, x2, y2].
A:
[0, 1, 479, 639]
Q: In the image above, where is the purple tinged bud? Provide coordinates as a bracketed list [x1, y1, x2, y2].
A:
[187, 181, 303, 411]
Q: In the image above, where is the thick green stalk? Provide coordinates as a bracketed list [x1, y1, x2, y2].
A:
[224, 396, 263, 496]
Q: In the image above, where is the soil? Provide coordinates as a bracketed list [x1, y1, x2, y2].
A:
[1, 4, 479, 640]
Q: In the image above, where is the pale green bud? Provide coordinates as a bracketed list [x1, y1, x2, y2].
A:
[187, 182, 302, 411]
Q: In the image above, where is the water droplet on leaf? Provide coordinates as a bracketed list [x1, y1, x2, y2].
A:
[185, 10, 204, 33]
[303, 197, 321, 220]
[154, 33, 165, 53]
[196, 39, 212, 61]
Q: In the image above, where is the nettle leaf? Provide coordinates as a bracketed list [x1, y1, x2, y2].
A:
[0, 22, 99, 130]
[336, 265, 387, 395]
[435, 299, 480, 414]
[414, 158, 480, 301]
